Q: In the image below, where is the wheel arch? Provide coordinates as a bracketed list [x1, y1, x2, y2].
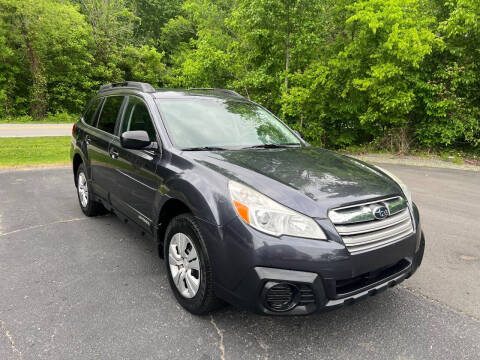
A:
[155, 197, 192, 258]
[73, 152, 83, 186]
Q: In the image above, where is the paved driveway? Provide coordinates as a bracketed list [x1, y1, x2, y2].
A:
[0, 165, 478, 359]
[0, 124, 73, 138]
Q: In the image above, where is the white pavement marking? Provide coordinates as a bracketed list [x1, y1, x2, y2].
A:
[0, 123, 73, 138]
[0, 217, 88, 238]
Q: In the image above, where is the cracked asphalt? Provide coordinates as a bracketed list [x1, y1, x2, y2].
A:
[0, 165, 479, 360]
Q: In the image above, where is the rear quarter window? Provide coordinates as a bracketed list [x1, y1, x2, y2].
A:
[97, 96, 124, 134]
[83, 98, 102, 126]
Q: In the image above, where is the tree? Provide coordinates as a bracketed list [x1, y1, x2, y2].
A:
[0, 0, 94, 117]
[77, 0, 166, 87]
[131, 0, 184, 44]
[284, 0, 440, 148]
[416, 0, 480, 147]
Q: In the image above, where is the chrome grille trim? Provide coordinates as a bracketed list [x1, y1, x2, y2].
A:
[329, 198, 414, 253]
[335, 209, 410, 235]
[342, 217, 412, 244]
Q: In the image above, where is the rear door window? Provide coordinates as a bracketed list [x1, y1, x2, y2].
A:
[97, 96, 124, 134]
[120, 97, 157, 141]
[83, 98, 103, 126]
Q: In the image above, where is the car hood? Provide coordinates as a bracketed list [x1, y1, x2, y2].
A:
[187, 147, 402, 217]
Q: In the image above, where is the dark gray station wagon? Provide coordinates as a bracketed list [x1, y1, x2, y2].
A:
[71, 81, 425, 315]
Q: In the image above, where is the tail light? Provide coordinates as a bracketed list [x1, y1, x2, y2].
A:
[72, 123, 76, 135]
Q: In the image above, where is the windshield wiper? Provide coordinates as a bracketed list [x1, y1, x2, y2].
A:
[241, 143, 301, 149]
[181, 146, 229, 151]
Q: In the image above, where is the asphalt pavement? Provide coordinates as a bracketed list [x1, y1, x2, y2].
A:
[0, 165, 479, 360]
[0, 124, 73, 138]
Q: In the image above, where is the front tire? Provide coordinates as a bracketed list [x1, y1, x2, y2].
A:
[76, 163, 106, 217]
[164, 214, 223, 315]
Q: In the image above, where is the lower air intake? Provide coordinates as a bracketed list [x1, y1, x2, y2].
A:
[264, 282, 298, 312]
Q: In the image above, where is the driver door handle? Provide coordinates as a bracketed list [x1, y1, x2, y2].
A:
[110, 148, 119, 159]
[85, 135, 91, 145]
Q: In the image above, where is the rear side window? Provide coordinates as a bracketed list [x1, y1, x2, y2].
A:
[83, 98, 102, 126]
[97, 96, 124, 134]
[120, 97, 157, 141]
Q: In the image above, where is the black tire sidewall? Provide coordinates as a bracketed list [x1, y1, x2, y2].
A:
[164, 214, 211, 314]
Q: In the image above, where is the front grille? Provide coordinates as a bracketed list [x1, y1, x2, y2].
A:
[335, 259, 410, 297]
[329, 197, 414, 253]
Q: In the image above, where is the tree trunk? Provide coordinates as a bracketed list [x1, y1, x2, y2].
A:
[20, 17, 47, 119]
[284, 0, 291, 92]
[285, 32, 290, 91]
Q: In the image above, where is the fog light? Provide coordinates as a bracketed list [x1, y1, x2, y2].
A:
[263, 282, 299, 312]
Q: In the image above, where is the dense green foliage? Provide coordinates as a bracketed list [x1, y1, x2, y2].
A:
[0, 0, 479, 151]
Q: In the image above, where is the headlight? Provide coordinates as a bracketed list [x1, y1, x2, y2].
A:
[228, 180, 326, 239]
[373, 165, 412, 204]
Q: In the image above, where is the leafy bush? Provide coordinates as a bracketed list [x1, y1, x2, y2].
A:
[0, 0, 478, 151]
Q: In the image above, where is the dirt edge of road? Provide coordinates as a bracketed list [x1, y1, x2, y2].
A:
[1, 153, 479, 173]
[352, 153, 480, 172]
[0, 163, 70, 172]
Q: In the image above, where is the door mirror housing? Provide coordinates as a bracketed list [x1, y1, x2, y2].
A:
[121, 130, 151, 149]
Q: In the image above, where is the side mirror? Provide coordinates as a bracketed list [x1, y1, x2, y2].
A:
[121, 130, 151, 149]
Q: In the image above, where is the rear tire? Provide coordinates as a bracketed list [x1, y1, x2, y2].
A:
[76, 163, 106, 217]
[164, 214, 223, 315]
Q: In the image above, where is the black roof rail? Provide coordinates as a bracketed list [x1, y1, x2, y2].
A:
[99, 81, 156, 93]
[188, 88, 245, 99]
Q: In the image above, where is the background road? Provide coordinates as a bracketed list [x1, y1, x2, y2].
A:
[0, 165, 478, 359]
[0, 124, 73, 138]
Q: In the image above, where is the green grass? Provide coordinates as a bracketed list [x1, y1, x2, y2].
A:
[0, 136, 71, 168]
[0, 113, 78, 124]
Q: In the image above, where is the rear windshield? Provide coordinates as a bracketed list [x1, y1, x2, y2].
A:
[155, 99, 300, 149]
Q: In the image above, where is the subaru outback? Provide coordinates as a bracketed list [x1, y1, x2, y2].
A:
[70, 81, 425, 315]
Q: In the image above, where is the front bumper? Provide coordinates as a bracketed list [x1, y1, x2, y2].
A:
[220, 234, 423, 315]
[197, 203, 424, 315]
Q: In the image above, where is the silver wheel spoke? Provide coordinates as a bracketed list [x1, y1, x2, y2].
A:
[168, 253, 182, 266]
[189, 258, 200, 272]
[186, 247, 197, 261]
[178, 269, 187, 294]
[179, 234, 188, 257]
[185, 270, 200, 296]
[171, 267, 183, 287]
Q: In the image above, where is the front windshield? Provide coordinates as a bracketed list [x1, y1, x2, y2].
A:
[155, 99, 301, 149]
